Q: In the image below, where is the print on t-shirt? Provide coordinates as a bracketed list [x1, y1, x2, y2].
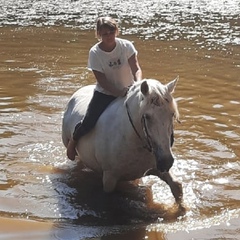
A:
[108, 58, 122, 69]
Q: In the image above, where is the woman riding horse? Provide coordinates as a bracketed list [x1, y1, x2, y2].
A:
[67, 16, 142, 160]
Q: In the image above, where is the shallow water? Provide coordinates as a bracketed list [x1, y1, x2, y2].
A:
[0, 0, 240, 239]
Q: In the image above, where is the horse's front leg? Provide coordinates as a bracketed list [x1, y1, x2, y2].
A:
[158, 172, 183, 203]
[144, 169, 183, 203]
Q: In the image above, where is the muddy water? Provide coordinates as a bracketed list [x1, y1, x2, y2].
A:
[0, 1, 240, 240]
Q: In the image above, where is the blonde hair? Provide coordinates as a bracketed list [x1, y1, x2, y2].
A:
[95, 17, 119, 39]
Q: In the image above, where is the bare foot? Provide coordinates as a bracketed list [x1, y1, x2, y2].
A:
[67, 139, 77, 160]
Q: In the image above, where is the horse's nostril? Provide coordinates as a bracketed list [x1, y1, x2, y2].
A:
[157, 160, 172, 172]
[157, 162, 165, 172]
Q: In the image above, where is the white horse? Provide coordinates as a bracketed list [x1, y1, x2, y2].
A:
[62, 77, 183, 203]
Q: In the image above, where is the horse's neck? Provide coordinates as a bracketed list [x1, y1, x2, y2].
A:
[125, 93, 143, 131]
[99, 89, 142, 131]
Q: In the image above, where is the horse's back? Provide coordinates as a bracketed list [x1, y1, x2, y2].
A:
[62, 85, 95, 147]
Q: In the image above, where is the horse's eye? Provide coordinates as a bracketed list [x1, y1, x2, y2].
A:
[164, 98, 169, 103]
[144, 114, 151, 121]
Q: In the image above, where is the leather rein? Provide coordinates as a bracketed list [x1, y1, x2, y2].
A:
[125, 101, 153, 152]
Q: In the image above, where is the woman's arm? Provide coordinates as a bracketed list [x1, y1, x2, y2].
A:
[92, 70, 126, 97]
[128, 53, 142, 82]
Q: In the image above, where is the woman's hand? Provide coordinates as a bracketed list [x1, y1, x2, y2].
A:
[120, 87, 128, 97]
[120, 85, 132, 97]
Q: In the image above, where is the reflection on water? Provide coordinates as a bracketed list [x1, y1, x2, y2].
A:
[0, 0, 240, 239]
[1, 0, 240, 46]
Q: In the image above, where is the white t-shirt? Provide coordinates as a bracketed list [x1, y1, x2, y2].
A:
[88, 38, 137, 95]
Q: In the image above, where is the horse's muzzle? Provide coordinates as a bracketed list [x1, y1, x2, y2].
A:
[152, 144, 174, 172]
[155, 154, 174, 172]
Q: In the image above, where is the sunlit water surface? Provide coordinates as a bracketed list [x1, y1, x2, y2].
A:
[0, 0, 240, 240]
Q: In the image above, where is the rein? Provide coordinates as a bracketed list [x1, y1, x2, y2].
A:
[125, 101, 153, 152]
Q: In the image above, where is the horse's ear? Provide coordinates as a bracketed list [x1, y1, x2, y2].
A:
[167, 76, 179, 94]
[141, 80, 149, 96]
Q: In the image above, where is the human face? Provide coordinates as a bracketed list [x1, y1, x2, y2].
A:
[99, 27, 116, 45]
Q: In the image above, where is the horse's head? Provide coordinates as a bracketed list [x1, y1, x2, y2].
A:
[128, 77, 179, 172]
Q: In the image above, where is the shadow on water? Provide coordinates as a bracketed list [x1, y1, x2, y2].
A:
[51, 159, 186, 239]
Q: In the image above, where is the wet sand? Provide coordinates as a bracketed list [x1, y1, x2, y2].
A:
[0, 217, 53, 240]
[0, 215, 239, 240]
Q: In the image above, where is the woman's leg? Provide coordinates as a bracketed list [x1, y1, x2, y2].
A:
[73, 91, 116, 141]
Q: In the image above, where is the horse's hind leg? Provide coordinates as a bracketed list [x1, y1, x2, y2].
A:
[103, 170, 118, 193]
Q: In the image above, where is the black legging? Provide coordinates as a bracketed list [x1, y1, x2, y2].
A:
[73, 91, 116, 142]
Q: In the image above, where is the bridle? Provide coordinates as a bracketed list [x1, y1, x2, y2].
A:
[125, 101, 153, 152]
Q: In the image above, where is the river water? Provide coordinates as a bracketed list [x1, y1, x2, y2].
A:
[0, 0, 239, 240]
